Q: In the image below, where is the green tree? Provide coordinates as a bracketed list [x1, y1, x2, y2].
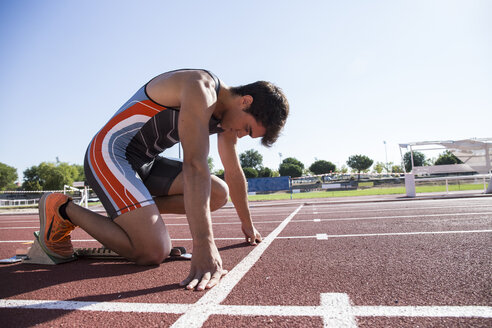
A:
[346, 154, 374, 180]
[339, 165, 349, 174]
[309, 160, 336, 175]
[242, 167, 258, 178]
[434, 150, 463, 165]
[258, 167, 273, 177]
[279, 163, 303, 178]
[403, 151, 427, 172]
[0, 162, 18, 190]
[23, 166, 43, 191]
[392, 165, 404, 173]
[57, 162, 84, 183]
[208, 157, 214, 172]
[76, 164, 85, 181]
[281, 157, 304, 170]
[384, 161, 394, 173]
[239, 149, 263, 170]
[372, 162, 385, 174]
[214, 169, 225, 180]
[23, 162, 85, 191]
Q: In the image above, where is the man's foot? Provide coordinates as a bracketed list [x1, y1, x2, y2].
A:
[38, 193, 77, 259]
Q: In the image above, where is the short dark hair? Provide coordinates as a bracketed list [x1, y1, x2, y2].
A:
[230, 81, 289, 147]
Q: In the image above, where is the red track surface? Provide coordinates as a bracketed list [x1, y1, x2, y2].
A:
[1, 196, 491, 327]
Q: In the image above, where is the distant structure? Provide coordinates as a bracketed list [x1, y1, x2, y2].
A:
[399, 138, 492, 195]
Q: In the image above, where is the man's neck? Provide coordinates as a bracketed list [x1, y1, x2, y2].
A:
[214, 86, 234, 120]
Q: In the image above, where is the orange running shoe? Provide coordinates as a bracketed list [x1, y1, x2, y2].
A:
[38, 193, 77, 259]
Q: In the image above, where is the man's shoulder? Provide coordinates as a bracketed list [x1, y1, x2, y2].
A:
[178, 70, 219, 101]
[167, 69, 216, 84]
[147, 69, 218, 107]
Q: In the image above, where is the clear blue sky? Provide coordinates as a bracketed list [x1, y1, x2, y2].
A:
[1, 0, 491, 182]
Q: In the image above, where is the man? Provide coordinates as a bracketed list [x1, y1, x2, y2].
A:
[38, 69, 289, 291]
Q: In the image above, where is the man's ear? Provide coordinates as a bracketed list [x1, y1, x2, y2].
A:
[242, 95, 253, 108]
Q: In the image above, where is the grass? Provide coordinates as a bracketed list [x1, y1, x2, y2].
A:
[0, 183, 486, 209]
[247, 183, 486, 202]
[0, 204, 39, 210]
[0, 201, 102, 210]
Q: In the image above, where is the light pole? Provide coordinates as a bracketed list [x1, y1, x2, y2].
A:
[383, 141, 388, 173]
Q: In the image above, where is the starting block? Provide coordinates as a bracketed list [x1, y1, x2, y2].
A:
[0, 231, 191, 265]
[75, 245, 191, 261]
[19, 231, 77, 265]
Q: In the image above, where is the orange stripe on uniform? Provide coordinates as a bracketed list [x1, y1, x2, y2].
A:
[89, 101, 167, 213]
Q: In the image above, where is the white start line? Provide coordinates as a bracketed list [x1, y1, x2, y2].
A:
[310, 229, 492, 240]
[1, 293, 491, 328]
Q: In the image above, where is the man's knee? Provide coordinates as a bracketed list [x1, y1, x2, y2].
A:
[211, 176, 229, 211]
[134, 238, 172, 265]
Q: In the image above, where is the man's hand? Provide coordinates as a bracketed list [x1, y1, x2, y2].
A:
[241, 223, 262, 246]
[180, 241, 228, 291]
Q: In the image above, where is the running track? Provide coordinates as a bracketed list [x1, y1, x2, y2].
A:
[0, 195, 491, 327]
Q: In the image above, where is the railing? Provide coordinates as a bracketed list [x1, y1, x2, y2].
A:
[415, 174, 491, 193]
[404, 173, 491, 197]
[0, 199, 40, 207]
[0, 186, 91, 208]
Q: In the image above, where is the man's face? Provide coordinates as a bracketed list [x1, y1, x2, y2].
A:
[221, 111, 265, 139]
[220, 95, 266, 139]
[234, 112, 266, 139]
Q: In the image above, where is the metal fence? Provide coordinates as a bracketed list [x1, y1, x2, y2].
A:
[0, 186, 91, 208]
[0, 198, 40, 207]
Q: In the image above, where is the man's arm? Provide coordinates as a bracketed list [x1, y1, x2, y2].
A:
[217, 131, 262, 245]
[178, 73, 227, 290]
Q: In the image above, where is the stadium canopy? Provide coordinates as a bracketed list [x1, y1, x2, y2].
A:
[399, 138, 492, 174]
[399, 138, 492, 194]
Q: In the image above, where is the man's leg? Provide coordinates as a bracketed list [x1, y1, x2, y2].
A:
[65, 202, 171, 265]
[153, 173, 229, 214]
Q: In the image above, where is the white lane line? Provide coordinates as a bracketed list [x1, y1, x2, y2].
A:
[2, 211, 489, 230]
[353, 305, 492, 318]
[2, 210, 488, 230]
[169, 211, 492, 227]
[0, 239, 114, 244]
[214, 302, 492, 319]
[278, 229, 492, 240]
[2, 229, 491, 244]
[170, 204, 304, 328]
[292, 212, 492, 223]
[4, 214, 489, 232]
[172, 238, 245, 241]
[212, 211, 297, 218]
[321, 293, 357, 327]
[0, 238, 247, 243]
[4, 210, 490, 228]
[310, 204, 492, 215]
[2, 295, 490, 320]
[0, 299, 189, 313]
[213, 304, 321, 316]
[167, 220, 284, 226]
